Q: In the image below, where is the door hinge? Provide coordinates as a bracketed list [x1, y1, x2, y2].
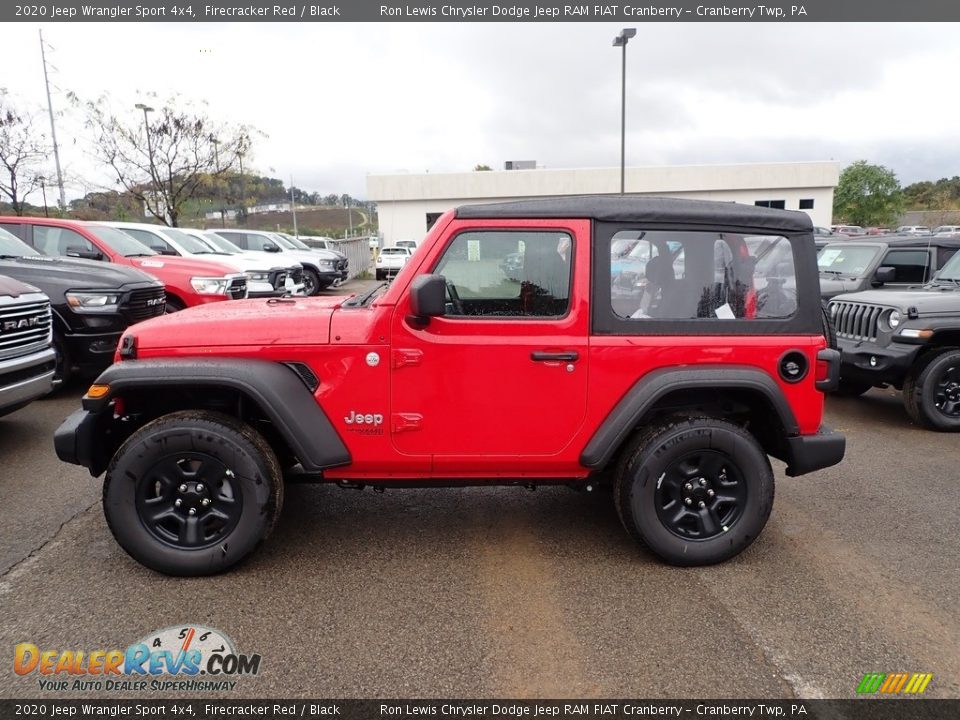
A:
[393, 348, 424, 368]
[392, 413, 423, 433]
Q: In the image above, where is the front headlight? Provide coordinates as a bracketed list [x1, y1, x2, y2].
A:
[246, 271, 270, 282]
[887, 310, 902, 329]
[319, 260, 336, 269]
[190, 277, 230, 295]
[65, 291, 121, 313]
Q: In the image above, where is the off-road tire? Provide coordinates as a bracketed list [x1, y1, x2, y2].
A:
[614, 416, 774, 566]
[902, 347, 960, 431]
[53, 334, 72, 387]
[103, 410, 284, 576]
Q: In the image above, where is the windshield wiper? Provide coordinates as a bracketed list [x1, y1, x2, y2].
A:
[344, 282, 387, 307]
[819, 269, 844, 276]
[125, 253, 155, 258]
[0, 254, 24, 259]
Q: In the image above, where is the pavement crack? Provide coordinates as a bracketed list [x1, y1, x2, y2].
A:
[1, 497, 99, 579]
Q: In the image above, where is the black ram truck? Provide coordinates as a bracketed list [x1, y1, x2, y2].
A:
[0, 227, 166, 384]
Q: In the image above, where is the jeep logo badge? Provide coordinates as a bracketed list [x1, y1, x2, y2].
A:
[344, 411, 383, 426]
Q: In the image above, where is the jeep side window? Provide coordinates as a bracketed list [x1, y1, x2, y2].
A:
[610, 231, 797, 320]
[433, 230, 571, 317]
[881, 249, 931, 284]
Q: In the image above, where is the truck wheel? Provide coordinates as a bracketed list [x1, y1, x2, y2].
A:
[53, 334, 72, 387]
[834, 380, 872, 397]
[164, 297, 185, 314]
[821, 301, 837, 350]
[902, 347, 960, 431]
[614, 416, 774, 566]
[302, 268, 320, 296]
[103, 410, 284, 576]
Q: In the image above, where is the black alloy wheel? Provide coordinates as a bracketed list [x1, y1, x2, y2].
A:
[654, 450, 747, 541]
[134, 453, 243, 549]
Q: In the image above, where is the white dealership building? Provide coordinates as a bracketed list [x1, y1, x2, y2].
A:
[367, 161, 840, 244]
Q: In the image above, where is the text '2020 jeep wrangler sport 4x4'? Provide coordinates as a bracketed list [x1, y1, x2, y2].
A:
[55, 197, 845, 575]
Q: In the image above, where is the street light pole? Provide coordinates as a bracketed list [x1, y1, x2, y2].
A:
[134, 103, 156, 215]
[211, 137, 225, 228]
[612, 28, 637, 195]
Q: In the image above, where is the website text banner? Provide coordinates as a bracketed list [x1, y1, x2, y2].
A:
[1, 700, 958, 720]
[5, 0, 960, 23]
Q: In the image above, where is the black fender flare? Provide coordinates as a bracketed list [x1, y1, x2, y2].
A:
[579, 366, 799, 469]
[79, 358, 350, 473]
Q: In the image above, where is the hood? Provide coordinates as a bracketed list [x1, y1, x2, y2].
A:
[819, 276, 865, 299]
[0, 255, 156, 288]
[129, 254, 241, 277]
[831, 287, 960, 316]
[127, 296, 343, 350]
[0, 274, 41, 297]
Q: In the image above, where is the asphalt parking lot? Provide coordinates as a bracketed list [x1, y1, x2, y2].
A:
[1, 335, 958, 699]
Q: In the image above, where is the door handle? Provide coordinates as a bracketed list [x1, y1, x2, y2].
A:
[531, 351, 579, 362]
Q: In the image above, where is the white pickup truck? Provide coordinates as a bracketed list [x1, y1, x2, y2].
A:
[375, 246, 412, 280]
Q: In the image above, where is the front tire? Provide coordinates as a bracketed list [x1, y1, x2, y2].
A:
[614, 416, 774, 566]
[903, 347, 960, 431]
[103, 410, 283, 576]
[302, 268, 320, 296]
[53, 334, 72, 387]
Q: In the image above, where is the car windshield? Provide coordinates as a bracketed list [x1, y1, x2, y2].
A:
[88, 225, 156, 256]
[161, 228, 215, 254]
[199, 232, 243, 253]
[382, 248, 407, 255]
[270, 233, 295, 249]
[817, 245, 880, 276]
[283, 235, 312, 251]
[0, 227, 41, 256]
[936, 252, 960, 281]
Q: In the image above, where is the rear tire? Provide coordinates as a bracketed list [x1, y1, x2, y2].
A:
[614, 416, 774, 566]
[902, 347, 960, 431]
[103, 410, 284, 576]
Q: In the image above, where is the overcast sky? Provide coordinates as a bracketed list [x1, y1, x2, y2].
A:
[2, 22, 957, 201]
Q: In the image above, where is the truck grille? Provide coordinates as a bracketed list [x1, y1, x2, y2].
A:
[123, 287, 167, 323]
[227, 277, 248, 300]
[830, 301, 883, 342]
[0, 299, 52, 361]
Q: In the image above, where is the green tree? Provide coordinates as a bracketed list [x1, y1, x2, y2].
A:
[473, 164, 492, 171]
[833, 161, 905, 227]
[0, 91, 49, 216]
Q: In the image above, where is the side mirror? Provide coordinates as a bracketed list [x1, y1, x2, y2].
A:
[408, 274, 447, 325]
[65, 246, 103, 261]
[263, 244, 280, 253]
[873, 266, 896, 286]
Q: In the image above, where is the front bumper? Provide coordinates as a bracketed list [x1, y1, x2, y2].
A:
[63, 330, 123, 375]
[54, 407, 96, 470]
[0, 347, 56, 412]
[781, 425, 846, 477]
[836, 336, 921, 386]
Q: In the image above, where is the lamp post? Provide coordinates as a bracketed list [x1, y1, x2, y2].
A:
[211, 137, 226, 227]
[134, 103, 156, 208]
[612, 28, 637, 195]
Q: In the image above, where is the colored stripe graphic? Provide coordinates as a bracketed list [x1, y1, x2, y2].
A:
[857, 672, 932, 695]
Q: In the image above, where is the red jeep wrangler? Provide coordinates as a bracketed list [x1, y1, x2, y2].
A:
[55, 197, 844, 575]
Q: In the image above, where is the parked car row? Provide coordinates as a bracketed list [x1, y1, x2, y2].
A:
[0, 215, 357, 418]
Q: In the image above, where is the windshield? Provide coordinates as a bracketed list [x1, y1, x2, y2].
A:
[270, 233, 295, 249]
[0, 227, 40, 256]
[936, 252, 960, 281]
[88, 225, 156, 257]
[283, 235, 311, 251]
[161, 227, 215, 254]
[199, 232, 243, 253]
[817, 245, 880, 276]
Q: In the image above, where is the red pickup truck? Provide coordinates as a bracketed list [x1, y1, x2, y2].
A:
[0, 217, 248, 311]
[55, 197, 844, 575]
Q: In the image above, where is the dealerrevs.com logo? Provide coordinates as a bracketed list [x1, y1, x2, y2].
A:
[14, 625, 261, 692]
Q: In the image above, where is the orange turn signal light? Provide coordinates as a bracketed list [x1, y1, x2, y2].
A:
[85, 384, 110, 399]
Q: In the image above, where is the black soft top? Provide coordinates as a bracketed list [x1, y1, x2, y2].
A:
[456, 195, 813, 234]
